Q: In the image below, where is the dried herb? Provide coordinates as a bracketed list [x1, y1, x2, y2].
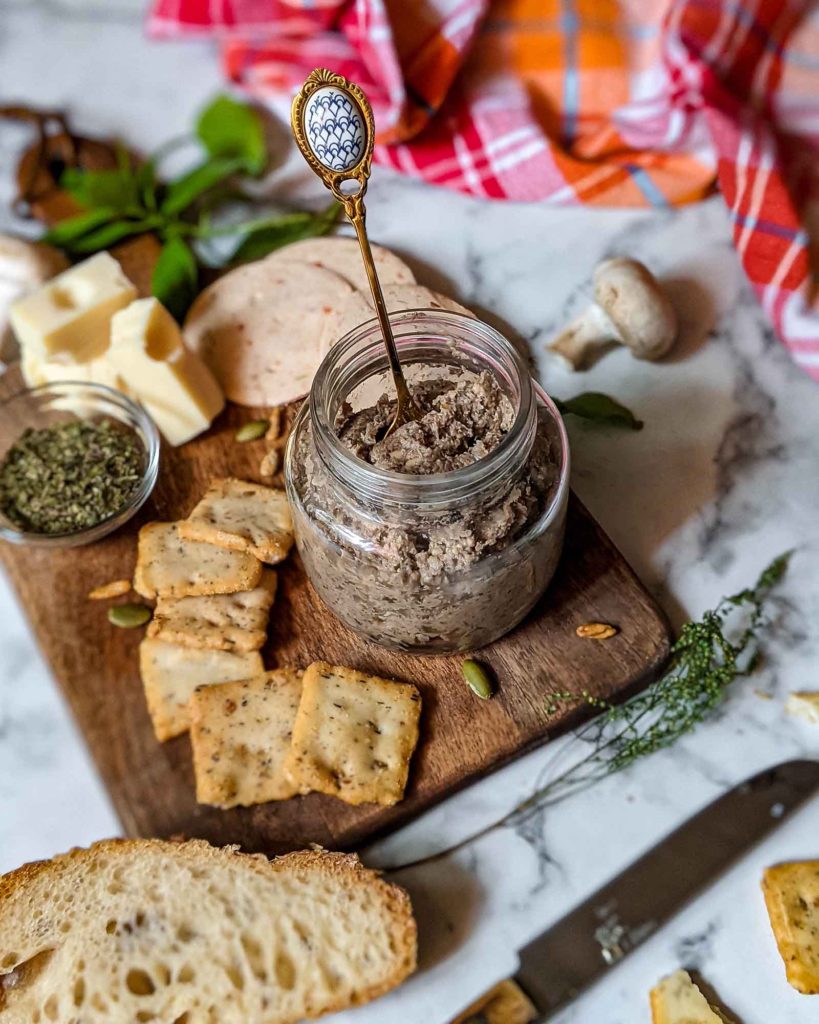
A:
[389, 552, 790, 870]
[0, 419, 144, 534]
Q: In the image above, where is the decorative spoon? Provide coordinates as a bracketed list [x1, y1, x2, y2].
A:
[291, 68, 421, 437]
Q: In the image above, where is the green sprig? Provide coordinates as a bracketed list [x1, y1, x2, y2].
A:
[515, 548, 790, 819]
[515, 550, 791, 818]
[43, 94, 341, 320]
[389, 552, 791, 871]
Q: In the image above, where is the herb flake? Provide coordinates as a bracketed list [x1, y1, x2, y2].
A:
[0, 420, 145, 534]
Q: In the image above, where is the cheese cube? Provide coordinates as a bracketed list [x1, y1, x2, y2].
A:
[0, 235, 68, 360]
[9, 252, 137, 363]
[22, 349, 122, 391]
[110, 298, 224, 446]
[21, 350, 125, 417]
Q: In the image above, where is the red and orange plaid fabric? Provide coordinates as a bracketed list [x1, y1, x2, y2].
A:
[149, 0, 819, 380]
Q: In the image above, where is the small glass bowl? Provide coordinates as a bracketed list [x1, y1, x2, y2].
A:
[0, 381, 160, 548]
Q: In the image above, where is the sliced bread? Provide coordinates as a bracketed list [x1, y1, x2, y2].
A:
[0, 838, 416, 1024]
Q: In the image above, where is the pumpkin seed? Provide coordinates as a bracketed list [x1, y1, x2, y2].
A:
[462, 659, 494, 700]
[108, 603, 152, 628]
[235, 419, 269, 443]
[576, 622, 618, 639]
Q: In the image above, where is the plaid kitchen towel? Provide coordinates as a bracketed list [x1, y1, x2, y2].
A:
[149, 0, 819, 380]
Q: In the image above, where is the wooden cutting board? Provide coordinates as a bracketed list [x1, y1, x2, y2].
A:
[0, 369, 671, 855]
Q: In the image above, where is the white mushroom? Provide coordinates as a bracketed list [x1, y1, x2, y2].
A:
[548, 257, 677, 371]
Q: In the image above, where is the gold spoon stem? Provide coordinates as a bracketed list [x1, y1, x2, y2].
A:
[348, 204, 420, 434]
[291, 69, 421, 437]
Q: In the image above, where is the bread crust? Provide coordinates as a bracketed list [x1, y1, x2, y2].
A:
[0, 838, 417, 1022]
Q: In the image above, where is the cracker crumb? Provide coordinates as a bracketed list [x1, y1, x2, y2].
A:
[260, 449, 280, 478]
[265, 407, 283, 444]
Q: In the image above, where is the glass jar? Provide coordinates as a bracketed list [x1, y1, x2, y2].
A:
[284, 310, 570, 654]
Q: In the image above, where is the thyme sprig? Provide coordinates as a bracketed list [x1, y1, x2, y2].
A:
[515, 549, 791, 817]
[388, 552, 790, 871]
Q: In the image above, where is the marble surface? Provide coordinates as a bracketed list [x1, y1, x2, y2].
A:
[1, 4, 818, 1022]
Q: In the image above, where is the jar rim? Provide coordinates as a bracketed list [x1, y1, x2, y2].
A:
[307, 308, 569, 510]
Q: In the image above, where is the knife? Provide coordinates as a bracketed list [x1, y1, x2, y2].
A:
[455, 760, 819, 1023]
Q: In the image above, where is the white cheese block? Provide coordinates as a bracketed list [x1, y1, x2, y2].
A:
[22, 349, 122, 391]
[9, 251, 137, 363]
[21, 350, 126, 418]
[0, 235, 69, 362]
[110, 298, 224, 446]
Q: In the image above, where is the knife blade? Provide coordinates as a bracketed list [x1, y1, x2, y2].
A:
[506, 759, 819, 1020]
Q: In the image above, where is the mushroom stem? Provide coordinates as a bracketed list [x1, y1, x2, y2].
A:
[548, 303, 622, 371]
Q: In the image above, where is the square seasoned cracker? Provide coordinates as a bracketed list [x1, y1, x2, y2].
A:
[134, 521, 261, 600]
[285, 662, 421, 807]
[178, 478, 294, 565]
[147, 571, 276, 652]
[785, 692, 819, 724]
[139, 638, 263, 741]
[762, 861, 819, 994]
[190, 669, 306, 808]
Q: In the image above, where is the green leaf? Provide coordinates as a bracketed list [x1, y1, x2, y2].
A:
[43, 208, 118, 247]
[136, 161, 159, 213]
[309, 200, 343, 236]
[196, 95, 267, 175]
[160, 155, 245, 216]
[66, 218, 155, 254]
[230, 202, 342, 264]
[727, 549, 794, 606]
[553, 392, 643, 430]
[60, 165, 141, 215]
[151, 237, 199, 322]
[230, 213, 315, 263]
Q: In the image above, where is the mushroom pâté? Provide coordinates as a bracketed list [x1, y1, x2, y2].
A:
[548, 257, 678, 371]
